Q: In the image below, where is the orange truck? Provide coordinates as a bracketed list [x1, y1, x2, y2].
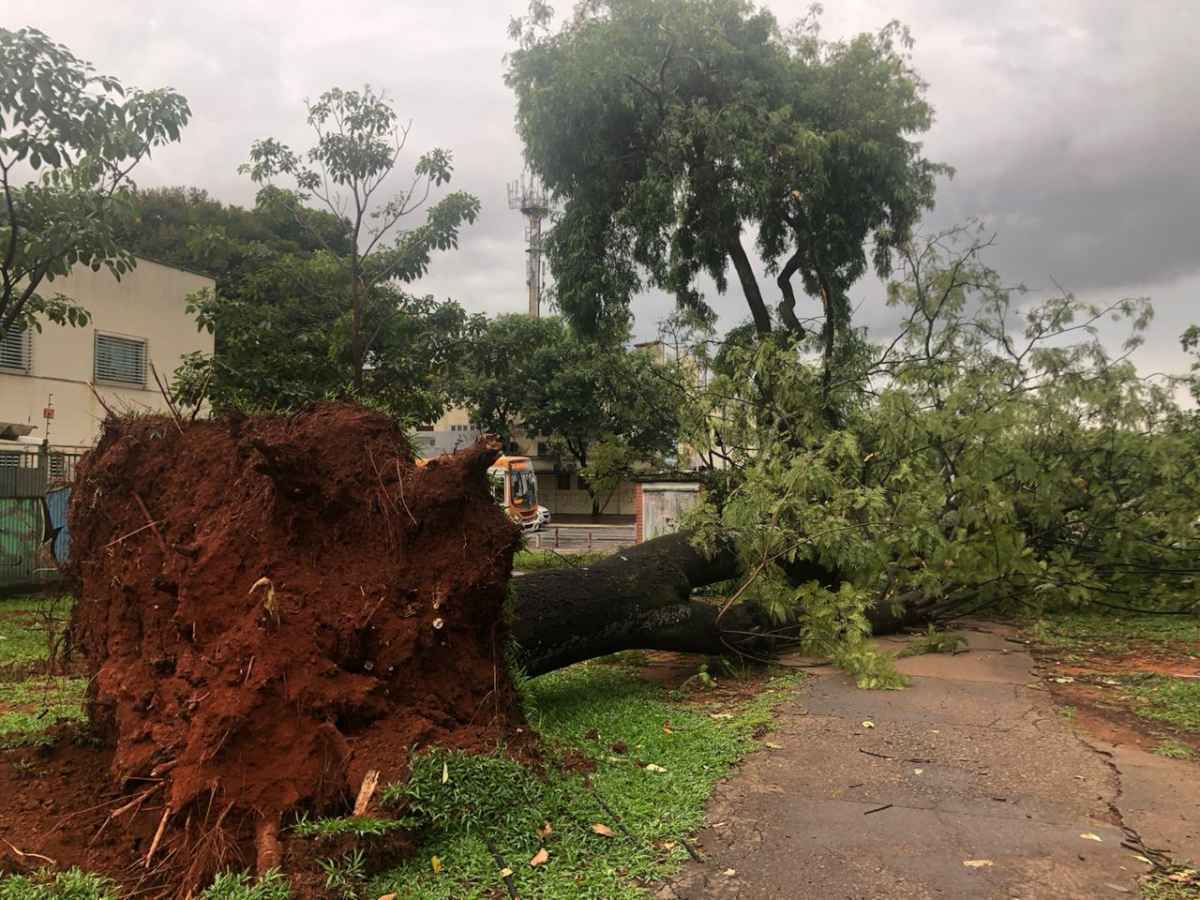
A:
[486, 455, 547, 533]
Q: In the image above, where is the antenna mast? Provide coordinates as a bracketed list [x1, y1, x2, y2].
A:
[507, 173, 551, 318]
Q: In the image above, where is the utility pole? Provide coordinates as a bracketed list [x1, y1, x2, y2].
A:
[507, 173, 550, 318]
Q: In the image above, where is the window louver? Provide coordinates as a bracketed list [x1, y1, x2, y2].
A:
[0, 326, 30, 372]
[94, 333, 147, 386]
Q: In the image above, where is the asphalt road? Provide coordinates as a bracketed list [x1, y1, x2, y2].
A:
[659, 624, 1197, 899]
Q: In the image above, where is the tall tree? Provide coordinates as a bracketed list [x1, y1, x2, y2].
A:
[240, 87, 480, 390]
[0, 28, 190, 339]
[506, 0, 947, 410]
[461, 314, 684, 514]
[115, 185, 353, 291]
[458, 313, 567, 443]
[125, 187, 483, 424]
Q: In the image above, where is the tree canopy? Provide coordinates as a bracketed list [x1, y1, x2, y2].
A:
[506, 0, 947, 398]
[124, 186, 483, 425]
[0, 27, 190, 338]
[683, 228, 1196, 685]
[460, 314, 684, 513]
[240, 86, 480, 390]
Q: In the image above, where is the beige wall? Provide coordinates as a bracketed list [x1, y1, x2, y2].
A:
[536, 475, 636, 516]
[0, 258, 214, 447]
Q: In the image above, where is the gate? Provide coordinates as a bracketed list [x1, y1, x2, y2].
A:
[0, 445, 85, 586]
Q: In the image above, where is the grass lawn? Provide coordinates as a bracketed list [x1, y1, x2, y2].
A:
[1123, 675, 1200, 734]
[512, 549, 611, 571]
[354, 663, 799, 899]
[1025, 610, 1200, 658]
[0, 675, 87, 748]
[0, 595, 72, 670]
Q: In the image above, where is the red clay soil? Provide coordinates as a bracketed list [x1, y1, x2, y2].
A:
[0, 403, 523, 895]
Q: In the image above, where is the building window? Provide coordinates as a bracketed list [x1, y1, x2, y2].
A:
[0, 324, 31, 373]
[94, 333, 147, 387]
[556, 471, 571, 491]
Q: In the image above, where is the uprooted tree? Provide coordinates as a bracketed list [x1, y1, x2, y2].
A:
[503, 0, 1197, 685]
[54, 253, 1199, 889]
[511, 231, 1200, 685]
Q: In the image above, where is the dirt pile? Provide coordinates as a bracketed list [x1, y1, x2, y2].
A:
[60, 403, 521, 886]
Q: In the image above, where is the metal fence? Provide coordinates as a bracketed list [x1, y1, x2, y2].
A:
[0, 445, 86, 588]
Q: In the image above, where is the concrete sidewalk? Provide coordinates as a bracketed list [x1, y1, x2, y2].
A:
[660, 624, 1198, 899]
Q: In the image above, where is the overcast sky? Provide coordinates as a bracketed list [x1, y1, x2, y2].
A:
[9, 0, 1199, 382]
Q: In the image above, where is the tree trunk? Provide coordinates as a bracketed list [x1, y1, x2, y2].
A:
[726, 236, 773, 336]
[508, 531, 933, 678]
[508, 531, 751, 677]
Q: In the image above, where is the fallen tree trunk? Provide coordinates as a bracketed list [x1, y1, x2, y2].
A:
[507, 532, 749, 677]
[508, 531, 934, 677]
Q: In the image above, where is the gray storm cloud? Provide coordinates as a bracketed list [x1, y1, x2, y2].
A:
[7, 0, 1197, 373]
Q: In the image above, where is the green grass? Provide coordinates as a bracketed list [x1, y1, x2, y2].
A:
[368, 664, 799, 899]
[1141, 868, 1200, 899]
[1026, 611, 1200, 656]
[197, 870, 292, 900]
[1123, 676, 1200, 733]
[290, 814, 407, 840]
[898, 626, 968, 658]
[0, 867, 118, 899]
[512, 549, 610, 571]
[1152, 739, 1196, 761]
[0, 596, 72, 668]
[0, 676, 87, 748]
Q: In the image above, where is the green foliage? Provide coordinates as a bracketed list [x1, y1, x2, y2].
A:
[899, 626, 968, 657]
[506, 0, 945, 369]
[197, 870, 291, 900]
[120, 184, 482, 422]
[685, 227, 1198, 680]
[457, 314, 568, 442]
[240, 85, 480, 392]
[0, 27, 189, 338]
[461, 314, 684, 511]
[371, 664, 798, 898]
[0, 867, 117, 899]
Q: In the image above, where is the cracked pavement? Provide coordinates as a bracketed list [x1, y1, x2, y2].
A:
[658, 625, 1198, 899]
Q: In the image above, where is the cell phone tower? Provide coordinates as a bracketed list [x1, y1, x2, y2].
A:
[507, 172, 551, 318]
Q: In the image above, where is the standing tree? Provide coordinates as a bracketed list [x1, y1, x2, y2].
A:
[240, 87, 480, 391]
[461, 314, 684, 515]
[506, 0, 947, 412]
[0, 27, 190, 338]
[457, 313, 568, 443]
[116, 186, 480, 424]
[524, 337, 683, 515]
